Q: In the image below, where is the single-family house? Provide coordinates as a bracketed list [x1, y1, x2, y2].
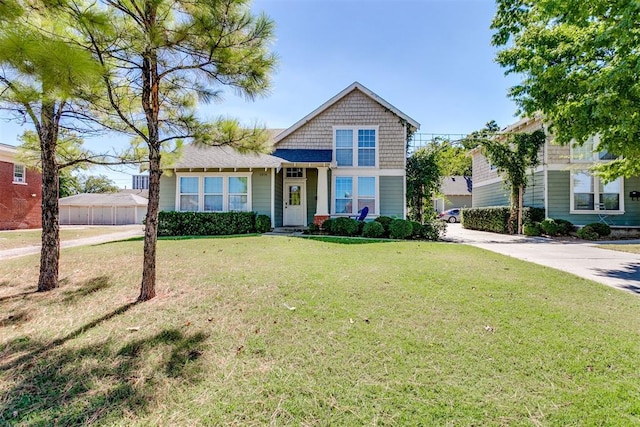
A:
[433, 176, 472, 213]
[471, 115, 640, 226]
[159, 82, 420, 227]
[0, 143, 42, 230]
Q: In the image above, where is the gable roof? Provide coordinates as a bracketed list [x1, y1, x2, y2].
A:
[171, 144, 283, 170]
[59, 193, 148, 207]
[274, 82, 420, 143]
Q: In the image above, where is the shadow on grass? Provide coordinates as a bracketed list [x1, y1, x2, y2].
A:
[61, 276, 112, 303]
[0, 328, 208, 425]
[0, 290, 38, 303]
[157, 233, 260, 241]
[0, 310, 31, 328]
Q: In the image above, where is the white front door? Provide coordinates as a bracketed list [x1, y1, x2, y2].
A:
[283, 181, 306, 226]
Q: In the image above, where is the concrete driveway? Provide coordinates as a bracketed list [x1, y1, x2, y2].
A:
[444, 223, 640, 295]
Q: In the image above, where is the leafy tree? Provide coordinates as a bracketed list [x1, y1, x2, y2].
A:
[59, 170, 81, 197]
[74, 0, 277, 301]
[0, 2, 103, 291]
[76, 174, 119, 193]
[473, 123, 546, 234]
[406, 146, 442, 223]
[492, 0, 640, 180]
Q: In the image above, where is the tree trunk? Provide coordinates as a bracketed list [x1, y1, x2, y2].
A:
[138, 144, 159, 301]
[138, 27, 160, 302]
[38, 102, 60, 292]
[518, 185, 524, 234]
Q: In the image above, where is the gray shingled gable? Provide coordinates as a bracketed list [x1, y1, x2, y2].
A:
[171, 144, 282, 169]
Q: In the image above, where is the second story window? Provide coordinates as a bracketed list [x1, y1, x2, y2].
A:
[334, 127, 377, 167]
[571, 135, 616, 162]
[13, 164, 25, 184]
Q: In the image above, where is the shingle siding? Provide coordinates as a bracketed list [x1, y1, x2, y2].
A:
[277, 89, 406, 169]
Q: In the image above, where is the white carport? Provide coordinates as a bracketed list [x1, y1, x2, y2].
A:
[59, 193, 148, 225]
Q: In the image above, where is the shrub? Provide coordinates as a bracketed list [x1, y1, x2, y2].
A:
[421, 219, 447, 241]
[389, 218, 413, 239]
[332, 217, 359, 236]
[585, 222, 611, 237]
[321, 218, 334, 233]
[523, 222, 542, 236]
[462, 206, 546, 234]
[577, 225, 599, 240]
[551, 218, 574, 235]
[362, 221, 385, 238]
[410, 221, 423, 238]
[374, 216, 393, 237]
[540, 218, 560, 236]
[255, 215, 272, 233]
[157, 211, 256, 236]
[306, 223, 320, 234]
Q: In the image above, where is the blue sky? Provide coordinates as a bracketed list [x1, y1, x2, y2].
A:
[2, 0, 522, 188]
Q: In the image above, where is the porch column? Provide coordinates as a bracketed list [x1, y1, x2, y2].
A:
[314, 166, 330, 226]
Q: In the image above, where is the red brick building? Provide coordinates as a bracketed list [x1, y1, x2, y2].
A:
[0, 143, 42, 229]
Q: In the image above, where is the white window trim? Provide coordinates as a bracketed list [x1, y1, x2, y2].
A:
[333, 125, 379, 168]
[176, 172, 253, 212]
[13, 163, 26, 184]
[569, 171, 624, 214]
[331, 173, 379, 216]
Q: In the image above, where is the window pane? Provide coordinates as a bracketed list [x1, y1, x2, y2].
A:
[574, 193, 594, 210]
[13, 164, 25, 182]
[180, 195, 199, 211]
[358, 177, 375, 196]
[573, 172, 593, 193]
[336, 149, 353, 166]
[600, 194, 619, 210]
[286, 168, 303, 178]
[357, 198, 375, 214]
[572, 137, 595, 161]
[204, 177, 223, 193]
[336, 130, 353, 147]
[229, 195, 248, 211]
[204, 195, 223, 211]
[229, 177, 247, 194]
[335, 177, 353, 214]
[358, 148, 375, 166]
[180, 177, 198, 194]
[357, 129, 376, 148]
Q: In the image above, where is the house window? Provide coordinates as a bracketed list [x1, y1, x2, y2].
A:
[179, 177, 199, 211]
[204, 177, 223, 211]
[228, 177, 248, 211]
[572, 171, 622, 212]
[13, 164, 25, 183]
[178, 174, 251, 212]
[285, 168, 304, 178]
[571, 135, 617, 162]
[334, 127, 377, 167]
[334, 175, 376, 215]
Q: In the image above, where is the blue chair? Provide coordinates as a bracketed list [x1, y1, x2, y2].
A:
[350, 206, 369, 221]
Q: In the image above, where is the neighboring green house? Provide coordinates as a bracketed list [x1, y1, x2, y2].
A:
[159, 82, 420, 227]
[471, 115, 640, 226]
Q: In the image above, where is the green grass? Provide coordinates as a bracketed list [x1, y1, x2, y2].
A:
[597, 244, 640, 254]
[2, 236, 640, 425]
[0, 226, 141, 251]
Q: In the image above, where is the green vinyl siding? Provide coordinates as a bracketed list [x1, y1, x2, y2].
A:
[522, 171, 545, 208]
[159, 175, 177, 211]
[379, 175, 404, 218]
[251, 170, 272, 217]
[548, 171, 640, 226]
[305, 168, 318, 226]
[274, 170, 283, 227]
[472, 181, 509, 208]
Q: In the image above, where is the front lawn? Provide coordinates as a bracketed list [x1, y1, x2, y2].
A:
[0, 226, 141, 251]
[1, 236, 640, 425]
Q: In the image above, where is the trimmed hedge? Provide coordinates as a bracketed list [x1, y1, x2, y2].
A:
[585, 222, 611, 237]
[362, 221, 385, 238]
[332, 217, 360, 236]
[389, 219, 413, 239]
[462, 206, 546, 234]
[158, 211, 266, 236]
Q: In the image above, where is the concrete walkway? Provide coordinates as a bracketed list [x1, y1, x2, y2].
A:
[0, 225, 145, 260]
[444, 223, 640, 295]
